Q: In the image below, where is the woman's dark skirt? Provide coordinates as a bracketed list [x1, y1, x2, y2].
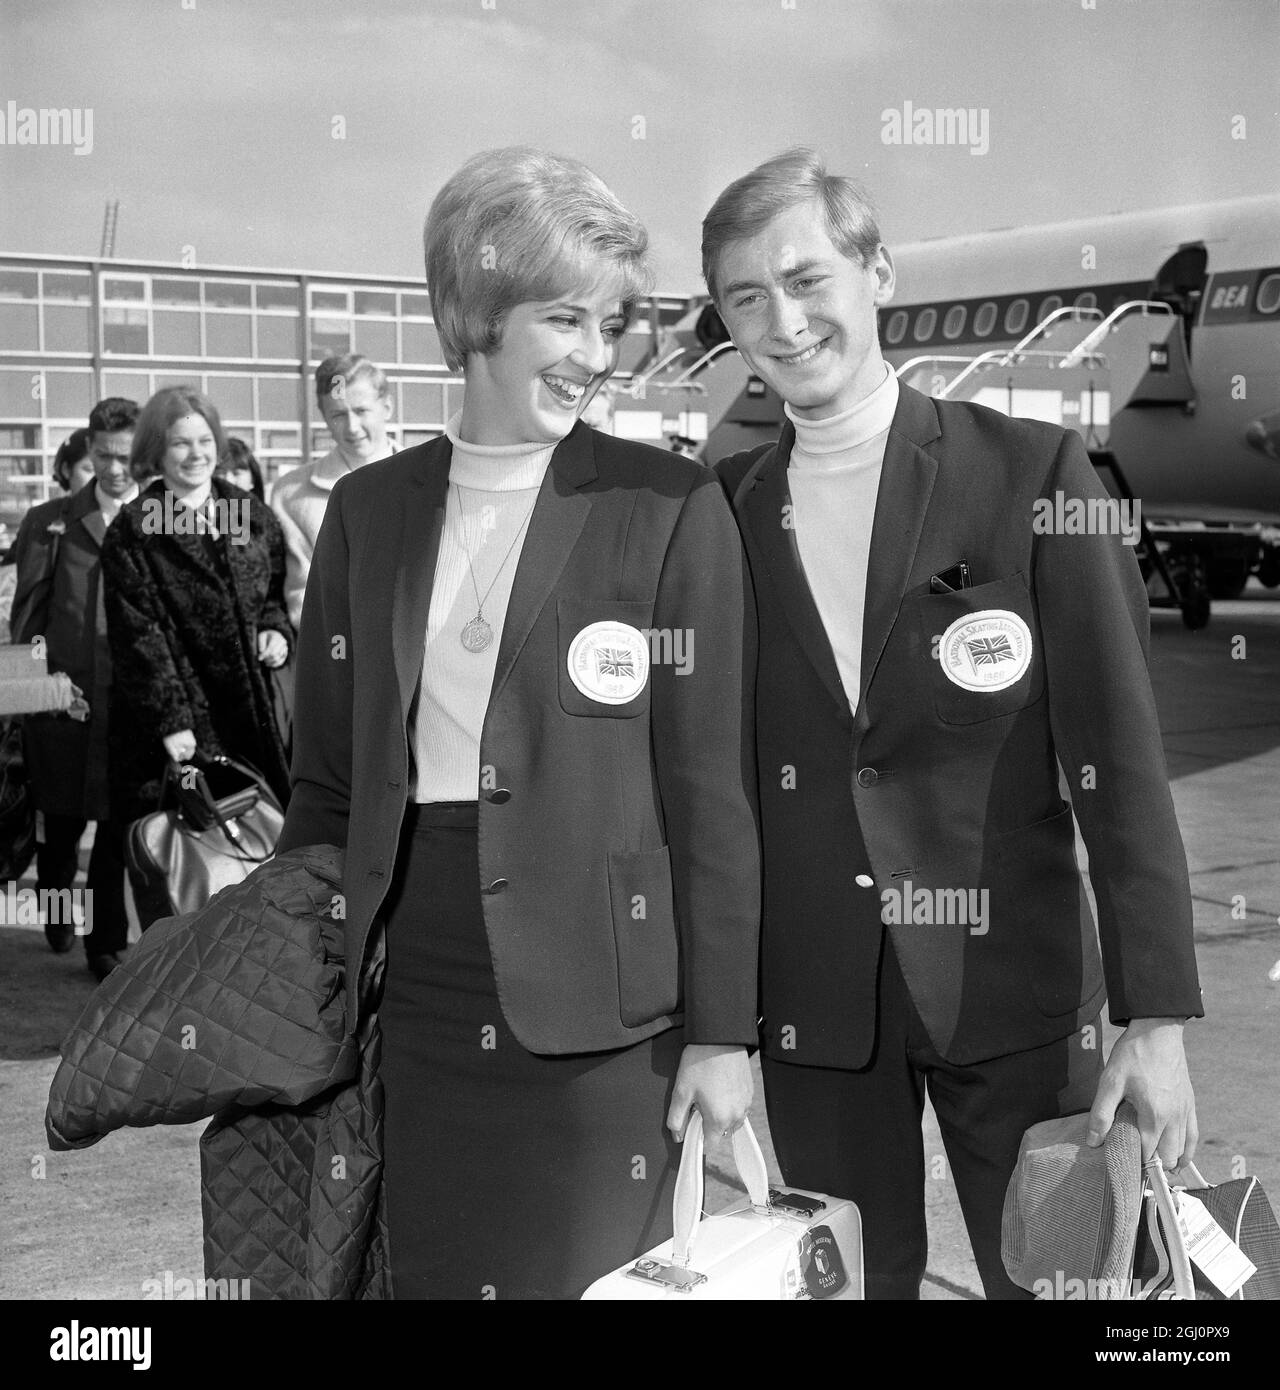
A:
[377, 802, 683, 1299]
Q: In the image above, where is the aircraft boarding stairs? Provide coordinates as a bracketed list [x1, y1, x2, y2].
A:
[894, 302, 1210, 628]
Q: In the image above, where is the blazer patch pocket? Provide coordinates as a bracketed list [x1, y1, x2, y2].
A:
[607, 844, 680, 1027]
[557, 598, 653, 719]
[916, 572, 1045, 725]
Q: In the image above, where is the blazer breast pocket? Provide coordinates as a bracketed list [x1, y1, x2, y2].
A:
[915, 572, 1045, 725]
[557, 598, 653, 719]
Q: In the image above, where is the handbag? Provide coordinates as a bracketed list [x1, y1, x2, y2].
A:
[125, 752, 283, 923]
[1133, 1156, 1280, 1300]
[582, 1110, 864, 1300]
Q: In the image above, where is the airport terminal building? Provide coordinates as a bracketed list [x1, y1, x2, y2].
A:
[0, 252, 689, 528]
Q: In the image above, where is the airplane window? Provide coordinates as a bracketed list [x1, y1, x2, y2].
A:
[943, 305, 967, 340]
[1074, 292, 1097, 311]
[974, 301, 998, 337]
[885, 310, 908, 344]
[913, 307, 937, 342]
[1255, 274, 1280, 315]
[1038, 295, 1064, 322]
[1004, 298, 1029, 335]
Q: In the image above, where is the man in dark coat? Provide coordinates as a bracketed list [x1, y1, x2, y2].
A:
[705, 150, 1202, 1299]
[10, 398, 139, 977]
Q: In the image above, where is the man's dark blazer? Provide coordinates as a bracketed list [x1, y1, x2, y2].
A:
[10, 480, 112, 819]
[276, 421, 760, 1055]
[716, 382, 1202, 1069]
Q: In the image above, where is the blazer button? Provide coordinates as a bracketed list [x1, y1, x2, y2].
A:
[855, 873, 875, 888]
[484, 878, 509, 895]
[487, 788, 512, 804]
[856, 767, 879, 788]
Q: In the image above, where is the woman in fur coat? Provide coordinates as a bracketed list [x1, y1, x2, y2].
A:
[101, 386, 293, 836]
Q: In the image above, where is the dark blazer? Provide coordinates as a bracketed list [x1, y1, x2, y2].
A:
[276, 422, 760, 1055]
[10, 480, 113, 819]
[717, 383, 1202, 1069]
[101, 477, 293, 822]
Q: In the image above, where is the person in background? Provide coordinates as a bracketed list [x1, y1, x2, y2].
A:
[270, 354, 394, 629]
[10, 398, 139, 977]
[102, 387, 293, 926]
[216, 436, 266, 502]
[219, 434, 292, 752]
[53, 428, 96, 495]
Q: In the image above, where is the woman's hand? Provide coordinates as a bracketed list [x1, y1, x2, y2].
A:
[257, 630, 288, 669]
[667, 1044, 754, 1141]
[163, 729, 197, 762]
[66, 680, 89, 722]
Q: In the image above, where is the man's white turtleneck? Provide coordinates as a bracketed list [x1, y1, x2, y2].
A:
[785, 361, 899, 714]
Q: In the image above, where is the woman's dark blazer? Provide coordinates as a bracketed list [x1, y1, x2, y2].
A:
[101, 477, 293, 822]
[276, 422, 761, 1055]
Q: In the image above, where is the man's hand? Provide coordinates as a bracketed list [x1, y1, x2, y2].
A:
[667, 1044, 753, 1141]
[1087, 1017, 1197, 1168]
[257, 630, 288, 669]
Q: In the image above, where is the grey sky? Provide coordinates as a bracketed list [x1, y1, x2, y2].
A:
[1, 0, 1276, 292]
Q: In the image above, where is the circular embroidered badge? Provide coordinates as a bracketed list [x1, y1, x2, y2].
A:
[566, 621, 651, 705]
[937, 608, 1033, 692]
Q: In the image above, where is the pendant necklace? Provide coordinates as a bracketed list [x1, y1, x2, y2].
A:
[455, 484, 538, 653]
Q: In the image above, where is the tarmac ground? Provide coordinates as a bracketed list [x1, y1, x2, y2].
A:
[1, 584, 1276, 1300]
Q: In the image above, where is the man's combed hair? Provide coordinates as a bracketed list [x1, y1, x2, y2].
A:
[701, 147, 881, 302]
[315, 353, 389, 405]
[424, 146, 654, 372]
[87, 396, 139, 437]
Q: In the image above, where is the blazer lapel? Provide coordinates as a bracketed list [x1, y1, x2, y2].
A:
[66, 483, 108, 549]
[488, 423, 595, 707]
[80, 509, 108, 549]
[855, 386, 942, 726]
[391, 437, 450, 725]
[740, 422, 848, 717]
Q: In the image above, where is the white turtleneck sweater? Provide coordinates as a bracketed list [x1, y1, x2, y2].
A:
[785, 362, 900, 714]
[410, 413, 555, 801]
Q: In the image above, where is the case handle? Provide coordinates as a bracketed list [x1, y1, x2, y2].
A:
[1145, 1156, 1197, 1300]
[671, 1110, 771, 1267]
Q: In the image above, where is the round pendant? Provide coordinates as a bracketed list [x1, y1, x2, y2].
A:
[460, 615, 494, 653]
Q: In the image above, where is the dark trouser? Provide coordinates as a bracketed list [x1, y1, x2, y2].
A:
[762, 937, 1102, 1300]
[35, 814, 129, 956]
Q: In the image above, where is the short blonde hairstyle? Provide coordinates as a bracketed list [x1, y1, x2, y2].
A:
[425, 146, 653, 372]
[702, 147, 881, 303]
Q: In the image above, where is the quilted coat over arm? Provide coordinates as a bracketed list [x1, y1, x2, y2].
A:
[44, 846, 390, 1299]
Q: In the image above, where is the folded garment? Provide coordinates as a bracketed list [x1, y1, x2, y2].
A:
[0, 670, 76, 716]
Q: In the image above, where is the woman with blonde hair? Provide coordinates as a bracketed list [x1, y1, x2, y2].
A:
[276, 147, 760, 1299]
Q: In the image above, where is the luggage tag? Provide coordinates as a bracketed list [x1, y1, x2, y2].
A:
[1174, 1191, 1257, 1297]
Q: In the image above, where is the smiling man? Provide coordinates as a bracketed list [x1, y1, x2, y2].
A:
[270, 354, 395, 629]
[706, 149, 1203, 1300]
